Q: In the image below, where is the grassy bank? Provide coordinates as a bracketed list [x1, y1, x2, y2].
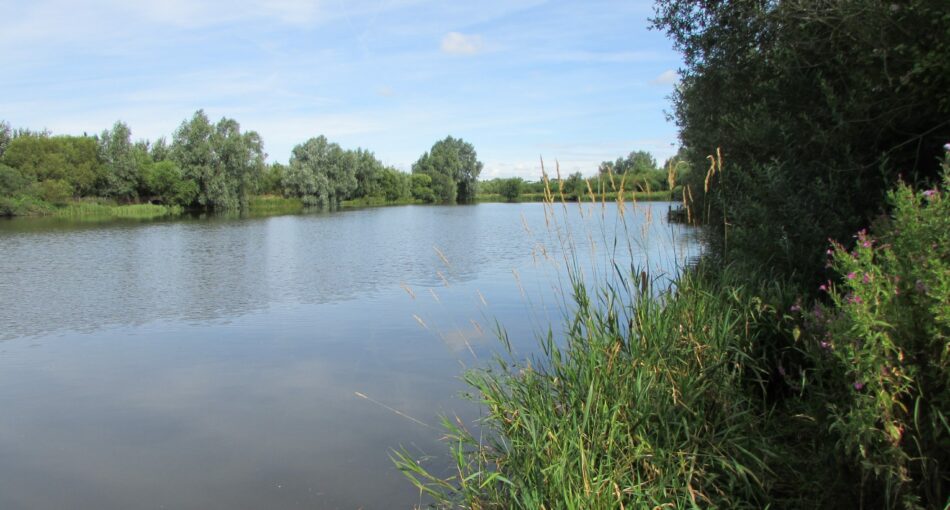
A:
[53, 202, 183, 219]
[246, 195, 305, 215]
[396, 166, 950, 508]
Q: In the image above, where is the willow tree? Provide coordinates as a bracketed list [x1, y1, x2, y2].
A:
[412, 136, 482, 203]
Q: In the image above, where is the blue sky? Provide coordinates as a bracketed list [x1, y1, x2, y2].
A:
[1, 0, 682, 179]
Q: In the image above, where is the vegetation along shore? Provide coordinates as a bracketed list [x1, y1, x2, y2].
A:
[395, 1, 949, 508]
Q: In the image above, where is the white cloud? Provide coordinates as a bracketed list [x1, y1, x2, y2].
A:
[440, 32, 484, 55]
[650, 69, 678, 86]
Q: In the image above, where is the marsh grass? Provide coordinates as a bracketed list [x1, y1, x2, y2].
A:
[247, 195, 305, 214]
[53, 201, 182, 219]
[393, 159, 787, 508]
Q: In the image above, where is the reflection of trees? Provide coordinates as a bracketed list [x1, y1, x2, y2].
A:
[0, 203, 699, 340]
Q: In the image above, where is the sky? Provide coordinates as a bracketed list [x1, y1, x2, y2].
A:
[1, 0, 682, 179]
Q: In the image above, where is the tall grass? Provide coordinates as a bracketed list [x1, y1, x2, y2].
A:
[395, 154, 950, 508]
[393, 162, 789, 508]
[53, 202, 182, 219]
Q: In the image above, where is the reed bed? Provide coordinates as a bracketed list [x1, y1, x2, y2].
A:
[53, 202, 182, 219]
[394, 162, 785, 508]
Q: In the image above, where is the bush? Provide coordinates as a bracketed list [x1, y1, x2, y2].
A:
[802, 161, 950, 509]
[32, 179, 73, 205]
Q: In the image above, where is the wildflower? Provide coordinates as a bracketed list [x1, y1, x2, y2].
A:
[853, 382, 865, 391]
[790, 303, 801, 313]
[848, 295, 863, 305]
[820, 340, 831, 349]
[915, 280, 928, 293]
[819, 284, 828, 292]
[923, 189, 937, 199]
[847, 272, 856, 280]
[862, 273, 870, 284]
[943, 142, 950, 152]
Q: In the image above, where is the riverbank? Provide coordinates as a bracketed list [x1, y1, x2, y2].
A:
[395, 167, 950, 508]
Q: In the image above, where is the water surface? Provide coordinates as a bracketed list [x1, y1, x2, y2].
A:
[0, 202, 698, 509]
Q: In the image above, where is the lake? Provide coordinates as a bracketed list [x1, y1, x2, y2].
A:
[0, 202, 698, 509]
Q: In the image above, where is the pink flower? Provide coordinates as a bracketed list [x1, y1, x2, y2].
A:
[847, 272, 856, 280]
[862, 274, 870, 284]
[853, 382, 865, 391]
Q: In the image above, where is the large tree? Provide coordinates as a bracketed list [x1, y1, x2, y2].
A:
[412, 136, 482, 203]
[283, 136, 357, 207]
[98, 121, 141, 201]
[170, 110, 264, 210]
[652, 0, 950, 277]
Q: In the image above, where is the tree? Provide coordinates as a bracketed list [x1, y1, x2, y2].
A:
[171, 110, 216, 207]
[652, 0, 950, 277]
[1, 134, 102, 197]
[0, 121, 10, 159]
[378, 167, 411, 202]
[283, 136, 357, 207]
[170, 110, 264, 210]
[352, 148, 384, 199]
[142, 160, 197, 206]
[498, 177, 524, 202]
[412, 136, 483, 203]
[410, 173, 436, 203]
[98, 121, 141, 202]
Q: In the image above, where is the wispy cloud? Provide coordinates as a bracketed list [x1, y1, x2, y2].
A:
[651, 69, 678, 85]
[440, 32, 484, 55]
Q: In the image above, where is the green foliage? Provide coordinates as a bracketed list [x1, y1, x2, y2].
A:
[378, 167, 412, 202]
[283, 136, 357, 207]
[1, 134, 103, 197]
[497, 177, 523, 202]
[0, 120, 10, 159]
[802, 165, 950, 508]
[396, 267, 781, 508]
[412, 136, 483, 203]
[32, 179, 74, 205]
[410, 173, 436, 203]
[98, 121, 141, 201]
[142, 160, 198, 206]
[652, 0, 950, 280]
[170, 110, 264, 210]
[0, 163, 30, 196]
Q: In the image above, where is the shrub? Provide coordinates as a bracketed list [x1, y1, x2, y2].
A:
[806, 159, 949, 508]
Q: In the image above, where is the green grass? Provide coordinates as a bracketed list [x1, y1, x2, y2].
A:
[394, 263, 790, 508]
[53, 202, 183, 219]
[247, 195, 304, 215]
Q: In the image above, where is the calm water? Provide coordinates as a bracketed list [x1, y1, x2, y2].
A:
[0, 202, 698, 509]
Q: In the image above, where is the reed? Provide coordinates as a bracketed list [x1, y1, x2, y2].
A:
[53, 202, 182, 219]
[394, 159, 787, 508]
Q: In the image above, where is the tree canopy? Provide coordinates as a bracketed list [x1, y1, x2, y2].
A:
[412, 136, 483, 203]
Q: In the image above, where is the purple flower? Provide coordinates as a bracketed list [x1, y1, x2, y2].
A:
[853, 382, 865, 391]
[848, 295, 863, 305]
[923, 189, 937, 199]
[847, 272, 856, 280]
[943, 143, 950, 152]
[862, 273, 871, 284]
[790, 304, 801, 313]
[820, 340, 831, 349]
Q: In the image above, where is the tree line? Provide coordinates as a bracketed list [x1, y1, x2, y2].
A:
[0, 112, 485, 215]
